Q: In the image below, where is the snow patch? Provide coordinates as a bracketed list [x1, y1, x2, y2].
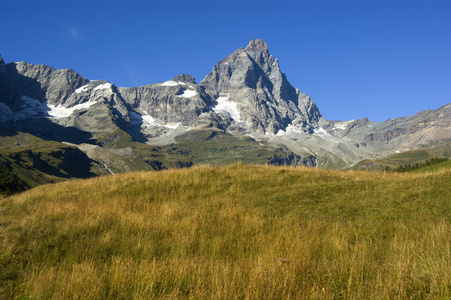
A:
[332, 120, 355, 130]
[75, 84, 91, 93]
[47, 100, 97, 118]
[276, 124, 305, 136]
[12, 95, 97, 120]
[161, 80, 178, 86]
[163, 123, 182, 129]
[93, 83, 112, 91]
[161, 80, 189, 87]
[141, 114, 159, 127]
[15, 96, 48, 119]
[333, 125, 347, 130]
[130, 111, 181, 129]
[177, 89, 197, 98]
[314, 127, 331, 136]
[211, 96, 242, 122]
[131, 112, 159, 127]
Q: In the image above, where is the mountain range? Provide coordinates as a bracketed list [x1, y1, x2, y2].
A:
[1, 39, 450, 188]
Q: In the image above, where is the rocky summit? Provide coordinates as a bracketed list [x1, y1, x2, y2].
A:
[200, 39, 322, 134]
[0, 40, 450, 181]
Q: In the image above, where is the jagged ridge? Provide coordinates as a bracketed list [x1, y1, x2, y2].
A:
[0, 39, 450, 173]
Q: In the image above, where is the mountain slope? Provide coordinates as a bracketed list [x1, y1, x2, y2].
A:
[0, 39, 449, 175]
[0, 128, 102, 189]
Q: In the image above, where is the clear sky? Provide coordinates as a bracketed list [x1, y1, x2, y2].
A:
[1, 0, 450, 122]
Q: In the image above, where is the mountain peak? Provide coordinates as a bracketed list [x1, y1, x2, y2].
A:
[172, 74, 197, 85]
[0, 55, 5, 66]
[244, 39, 269, 54]
[243, 39, 273, 68]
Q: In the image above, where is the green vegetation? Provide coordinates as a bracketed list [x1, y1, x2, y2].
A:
[1, 128, 306, 193]
[411, 159, 451, 173]
[174, 130, 309, 166]
[388, 157, 449, 172]
[0, 130, 99, 188]
[1, 164, 450, 299]
[352, 149, 447, 172]
[0, 165, 28, 195]
[418, 139, 451, 158]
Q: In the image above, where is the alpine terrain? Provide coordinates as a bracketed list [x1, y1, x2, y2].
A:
[1, 39, 450, 188]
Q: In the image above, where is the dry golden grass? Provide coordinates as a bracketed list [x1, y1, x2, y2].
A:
[1, 164, 450, 299]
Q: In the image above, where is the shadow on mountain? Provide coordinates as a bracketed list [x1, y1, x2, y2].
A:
[26, 148, 96, 179]
[12, 117, 96, 144]
[0, 127, 19, 137]
[5, 63, 47, 102]
[121, 112, 151, 144]
[1, 65, 97, 144]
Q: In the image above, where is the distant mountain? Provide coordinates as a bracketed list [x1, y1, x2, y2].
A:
[0, 39, 450, 184]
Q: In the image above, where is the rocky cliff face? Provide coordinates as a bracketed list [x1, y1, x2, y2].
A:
[0, 55, 22, 112]
[6, 61, 89, 107]
[333, 104, 451, 150]
[0, 61, 128, 144]
[118, 76, 212, 127]
[200, 39, 322, 134]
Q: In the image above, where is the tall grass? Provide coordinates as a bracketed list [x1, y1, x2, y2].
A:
[1, 164, 450, 299]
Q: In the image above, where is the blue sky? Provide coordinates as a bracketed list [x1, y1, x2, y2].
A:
[1, 0, 450, 122]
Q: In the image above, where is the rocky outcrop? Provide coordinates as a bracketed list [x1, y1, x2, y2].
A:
[200, 39, 322, 134]
[5, 61, 89, 106]
[363, 104, 451, 148]
[0, 55, 22, 111]
[172, 74, 197, 84]
[118, 75, 212, 126]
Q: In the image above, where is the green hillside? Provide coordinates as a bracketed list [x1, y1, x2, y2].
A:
[351, 149, 448, 171]
[1, 164, 450, 299]
[1, 128, 311, 193]
[0, 129, 102, 191]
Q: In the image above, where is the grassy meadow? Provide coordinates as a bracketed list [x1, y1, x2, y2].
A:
[1, 164, 450, 299]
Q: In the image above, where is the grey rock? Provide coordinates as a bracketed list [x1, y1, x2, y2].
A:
[200, 39, 322, 134]
[5, 61, 89, 106]
[0, 56, 22, 110]
[172, 74, 197, 84]
[118, 77, 212, 126]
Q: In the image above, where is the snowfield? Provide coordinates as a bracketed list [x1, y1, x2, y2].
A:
[313, 127, 331, 136]
[93, 83, 112, 91]
[75, 84, 91, 93]
[332, 120, 355, 130]
[0, 96, 99, 122]
[211, 96, 242, 123]
[161, 80, 179, 86]
[276, 124, 305, 136]
[130, 111, 182, 130]
[161, 80, 189, 87]
[177, 89, 198, 98]
[47, 100, 98, 118]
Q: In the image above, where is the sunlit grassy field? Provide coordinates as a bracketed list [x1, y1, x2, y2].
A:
[1, 164, 450, 299]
